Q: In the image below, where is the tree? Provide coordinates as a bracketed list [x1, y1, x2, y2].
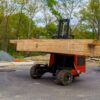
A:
[73, 23, 96, 39]
[31, 26, 48, 38]
[13, 0, 28, 39]
[9, 13, 36, 39]
[0, 0, 17, 51]
[47, 0, 62, 19]
[25, 0, 39, 38]
[46, 22, 57, 37]
[80, 0, 100, 39]
[34, 0, 56, 27]
[47, 0, 83, 19]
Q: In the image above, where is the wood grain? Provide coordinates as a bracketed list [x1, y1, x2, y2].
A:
[10, 39, 100, 56]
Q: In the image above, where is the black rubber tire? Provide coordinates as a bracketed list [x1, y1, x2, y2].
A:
[56, 70, 73, 85]
[30, 64, 44, 79]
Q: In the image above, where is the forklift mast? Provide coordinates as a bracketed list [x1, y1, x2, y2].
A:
[57, 19, 71, 39]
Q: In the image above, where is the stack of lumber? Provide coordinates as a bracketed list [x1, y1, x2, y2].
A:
[10, 39, 100, 56]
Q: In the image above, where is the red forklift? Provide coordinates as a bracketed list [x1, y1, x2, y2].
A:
[30, 19, 86, 85]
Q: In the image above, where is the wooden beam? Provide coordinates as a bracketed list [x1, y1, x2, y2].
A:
[10, 39, 100, 56]
[10, 40, 18, 44]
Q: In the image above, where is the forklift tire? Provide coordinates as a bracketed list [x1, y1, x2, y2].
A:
[56, 70, 73, 85]
[30, 64, 44, 79]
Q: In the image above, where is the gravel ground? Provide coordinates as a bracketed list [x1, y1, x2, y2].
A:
[0, 62, 100, 100]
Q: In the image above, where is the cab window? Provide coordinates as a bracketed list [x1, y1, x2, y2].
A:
[77, 56, 85, 66]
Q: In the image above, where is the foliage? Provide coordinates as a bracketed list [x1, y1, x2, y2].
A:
[74, 24, 96, 39]
[9, 13, 36, 39]
[31, 27, 48, 38]
[47, 0, 62, 19]
[46, 22, 57, 37]
[79, 0, 100, 39]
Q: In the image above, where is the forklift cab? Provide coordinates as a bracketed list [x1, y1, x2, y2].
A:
[49, 54, 86, 76]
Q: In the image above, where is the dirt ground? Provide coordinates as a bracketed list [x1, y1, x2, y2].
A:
[0, 62, 100, 100]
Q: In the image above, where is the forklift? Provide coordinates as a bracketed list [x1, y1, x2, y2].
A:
[30, 19, 86, 85]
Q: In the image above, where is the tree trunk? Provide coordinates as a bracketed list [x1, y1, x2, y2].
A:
[1, 16, 9, 52]
[16, 4, 24, 39]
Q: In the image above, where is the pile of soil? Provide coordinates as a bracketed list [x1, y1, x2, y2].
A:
[0, 51, 15, 62]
